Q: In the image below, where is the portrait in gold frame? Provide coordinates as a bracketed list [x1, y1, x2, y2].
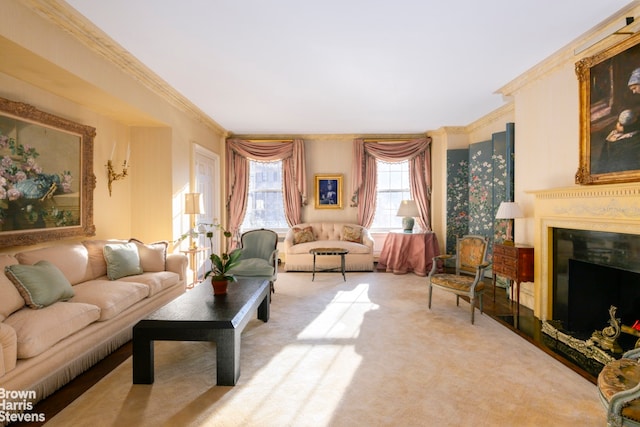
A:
[314, 174, 343, 209]
[576, 32, 640, 185]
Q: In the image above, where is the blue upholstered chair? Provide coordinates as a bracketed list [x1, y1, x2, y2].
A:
[228, 228, 278, 293]
[427, 235, 490, 324]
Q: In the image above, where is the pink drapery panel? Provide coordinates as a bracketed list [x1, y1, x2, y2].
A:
[351, 139, 378, 227]
[282, 142, 307, 226]
[226, 138, 307, 246]
[350, 137, 432, 230]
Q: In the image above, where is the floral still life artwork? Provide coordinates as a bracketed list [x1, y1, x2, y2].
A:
[0, 127, 78, 231]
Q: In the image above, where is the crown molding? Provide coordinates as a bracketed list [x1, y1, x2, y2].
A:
[465, 102, 514, 133]
[22, 0, 227, 135]
[498, 2, 640, 97]
[228, 133, 427, 141]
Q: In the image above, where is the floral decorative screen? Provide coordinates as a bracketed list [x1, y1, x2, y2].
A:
[445, 149, 469, 254]
[446, 123, 514, 261]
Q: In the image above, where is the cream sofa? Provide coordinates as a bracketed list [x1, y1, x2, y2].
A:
[0, 239, 187, 413]
[283, 223, 374, 272]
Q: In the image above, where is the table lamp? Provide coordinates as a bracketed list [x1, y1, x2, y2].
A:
[184, 192, 203, 249]
[495, 201, 523, 244]
[397, 200, 419, 233]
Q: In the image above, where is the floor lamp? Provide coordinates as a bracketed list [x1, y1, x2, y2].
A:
[495, 201, 523, 245]
[184, 193, 203, 250]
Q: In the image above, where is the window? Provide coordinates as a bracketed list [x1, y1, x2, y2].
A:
[240, 160, 288, 232]
[370, 160, 411, 230]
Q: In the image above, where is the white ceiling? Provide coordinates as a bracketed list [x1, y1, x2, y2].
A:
[65, 0, 633, 135]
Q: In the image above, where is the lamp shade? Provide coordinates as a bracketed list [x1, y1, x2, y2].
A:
[495, 201, 523, 219]
[184, 193, 203, 215]
[396, 200, 419, 217]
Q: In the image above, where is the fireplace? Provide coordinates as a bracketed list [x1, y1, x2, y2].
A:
[531, 182, 640, 320]
[530, 183, 640, 374]
[552, 228, 640, 336]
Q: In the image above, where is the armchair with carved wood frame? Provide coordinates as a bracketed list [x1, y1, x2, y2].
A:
[598, 347, 640, 427]
[427, 235, 490, 325]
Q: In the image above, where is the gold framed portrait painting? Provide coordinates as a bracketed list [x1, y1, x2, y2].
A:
[314, 174, 342, 209]
[576, 32, 640, 185]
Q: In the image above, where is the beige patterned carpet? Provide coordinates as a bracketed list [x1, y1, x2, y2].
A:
[46, 271, 604, 426]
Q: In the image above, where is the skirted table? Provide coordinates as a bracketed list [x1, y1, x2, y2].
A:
[377, 232, 440, 276]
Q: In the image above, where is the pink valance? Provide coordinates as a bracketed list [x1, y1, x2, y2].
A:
[226, 139, 307, 246]
[351, 137, 432, 230]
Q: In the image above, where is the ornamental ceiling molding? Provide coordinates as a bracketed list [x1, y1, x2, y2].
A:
[465, 102, 514, 133]
[23, 0, 226, 135]
[497, 3, 640, 97]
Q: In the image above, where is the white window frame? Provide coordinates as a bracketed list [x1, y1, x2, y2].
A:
[240, 160, 289, 233]
[370, 159, 411, 232]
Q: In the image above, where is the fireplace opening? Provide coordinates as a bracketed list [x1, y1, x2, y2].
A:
[552, 228, 640, 342]
[567, 259, 640, 334]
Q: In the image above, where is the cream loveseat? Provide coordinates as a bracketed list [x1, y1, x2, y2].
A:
[283, 223, 374, 272]
[0, 239, 187, 414]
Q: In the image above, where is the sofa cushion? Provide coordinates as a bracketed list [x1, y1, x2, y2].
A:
[118, 271, 180, 296]
[0, 254, 24, 321]
[341, 225, 363, 243]
[293, 226, 315, 244]
[103, 242, 143, 280]
[15, 243, 91, 285]
[228, 258, 274, 277]
[0, 323, 17, 375]
[4, 302, 100, 359]
[71, 280, 150, 321]
[129, 239, 167, 272]
[83, 239, 127, 279]
[5, 261, 75, 309]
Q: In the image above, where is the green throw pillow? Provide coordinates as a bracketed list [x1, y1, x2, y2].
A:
[5, 261, 75, 309]
[103, 242, 143, 280]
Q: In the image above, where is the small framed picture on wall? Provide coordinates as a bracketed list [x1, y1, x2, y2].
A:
[314, 174, 343, 209]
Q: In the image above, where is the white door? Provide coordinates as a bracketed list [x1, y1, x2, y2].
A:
[194, 145, 221, 264]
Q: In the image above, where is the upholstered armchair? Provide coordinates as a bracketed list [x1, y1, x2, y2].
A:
[427, 235, 490, 324]
[228, 229, 278, 293]
[598, 347, 640, 426]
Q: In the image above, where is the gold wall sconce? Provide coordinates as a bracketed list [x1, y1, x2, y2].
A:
[107, 142, 130, 197]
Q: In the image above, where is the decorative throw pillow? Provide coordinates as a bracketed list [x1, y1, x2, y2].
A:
[341, 226, 363, 243]
[293, 226, 315, 245]
[129, 238, 167, 272]
[5, 261, 75, 309]
[103, 242, 143, 280]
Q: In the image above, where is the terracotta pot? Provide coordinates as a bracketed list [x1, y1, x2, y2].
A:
[211, 278, 229, 295]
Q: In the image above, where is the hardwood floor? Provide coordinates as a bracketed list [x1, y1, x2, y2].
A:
[8, 274, 595, 427]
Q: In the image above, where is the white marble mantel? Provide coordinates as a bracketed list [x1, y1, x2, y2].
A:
[530, 182, 640, 320]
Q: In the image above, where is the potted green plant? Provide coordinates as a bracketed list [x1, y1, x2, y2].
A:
[202, 222, 242, 295]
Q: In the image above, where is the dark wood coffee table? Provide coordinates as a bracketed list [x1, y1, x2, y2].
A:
[309, 247, 349, 281]
[132, 278, 270, 386]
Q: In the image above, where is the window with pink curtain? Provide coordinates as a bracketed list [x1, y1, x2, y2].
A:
[350, 137, 432, 230]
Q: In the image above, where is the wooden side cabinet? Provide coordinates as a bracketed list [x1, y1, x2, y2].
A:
[492, 243, 534, 310]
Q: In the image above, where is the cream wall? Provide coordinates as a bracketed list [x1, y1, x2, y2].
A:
[302, 137, 358, 223]
[511, 65, 581, 245]
[0, 0, 226, 254]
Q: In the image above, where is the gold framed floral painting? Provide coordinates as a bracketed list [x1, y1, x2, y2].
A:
[576, 32, 640, 185]
[0, 96, 96, 247]
[314, 174, 343, 209]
